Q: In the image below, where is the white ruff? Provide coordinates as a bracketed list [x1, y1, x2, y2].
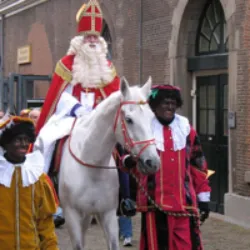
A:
[0, 150, 44, 187]
[67, 36, 114, 88]
[152, 114, 191, 151]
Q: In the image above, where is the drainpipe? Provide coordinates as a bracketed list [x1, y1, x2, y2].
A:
[0, 14, 4, 110]
[138, 0, 143, 85]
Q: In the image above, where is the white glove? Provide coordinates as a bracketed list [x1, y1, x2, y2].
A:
[74, 106, 91, 117]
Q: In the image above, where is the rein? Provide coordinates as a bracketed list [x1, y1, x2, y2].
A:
[68, 119, 117, 169]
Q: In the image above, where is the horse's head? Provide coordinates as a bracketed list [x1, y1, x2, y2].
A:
[114, 77, 160, 174]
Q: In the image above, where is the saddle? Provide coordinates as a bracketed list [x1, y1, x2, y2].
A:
[48, 136, 68, 194]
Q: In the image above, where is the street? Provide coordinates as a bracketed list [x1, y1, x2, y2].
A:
[56, 214, 250, 250]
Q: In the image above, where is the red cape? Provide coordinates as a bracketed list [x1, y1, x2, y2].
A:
[36, 54, 120, 135]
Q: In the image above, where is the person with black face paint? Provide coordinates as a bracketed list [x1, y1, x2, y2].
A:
[122, 85, 211, 250]
[0, 116, 58, 249]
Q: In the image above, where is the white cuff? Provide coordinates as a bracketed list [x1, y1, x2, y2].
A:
[197, 192, 210, 202]
[56, 92, 79, 115]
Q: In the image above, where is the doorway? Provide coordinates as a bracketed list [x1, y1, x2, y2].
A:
[196, 74, 228, 213]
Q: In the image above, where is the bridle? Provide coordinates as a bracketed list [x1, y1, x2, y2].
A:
[113, 100, 155, 161]
[68, 100, 155, 169]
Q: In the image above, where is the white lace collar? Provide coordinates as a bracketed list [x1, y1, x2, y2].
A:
[0, 150, 44, 188]
[152, 114, 191, 152]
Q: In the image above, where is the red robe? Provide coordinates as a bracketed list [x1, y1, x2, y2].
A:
[131, 125, 211, 250]
[36, 54, 120, 135]
[135, 126, 211, 213]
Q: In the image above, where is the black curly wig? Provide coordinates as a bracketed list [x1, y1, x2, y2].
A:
[148, 88, 183, 110]
[0, 121, 35, 148]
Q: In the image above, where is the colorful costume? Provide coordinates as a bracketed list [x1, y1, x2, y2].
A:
[0, 117, 58, 250]
[35, 0, 120, 173]
[124, 85, 211, 250]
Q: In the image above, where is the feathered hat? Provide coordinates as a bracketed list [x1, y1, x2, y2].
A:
[76, 0, 103, 36]
[0, 116, 35, 147]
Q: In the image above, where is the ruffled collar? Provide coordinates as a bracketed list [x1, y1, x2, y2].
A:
[0, 150, 44, 188]
[152, 114, 190, 151]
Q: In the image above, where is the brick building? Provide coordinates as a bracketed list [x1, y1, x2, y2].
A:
[0, 0, 249, 226]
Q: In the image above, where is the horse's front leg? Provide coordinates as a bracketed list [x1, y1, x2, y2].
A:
[64, 206, 87, 250]
[97, 209, 120, 250]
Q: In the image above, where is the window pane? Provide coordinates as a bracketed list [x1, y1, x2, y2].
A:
[210, 36, 218, 51]
[208, 110, 215, 135]
[208, 85, 216, 108]
[199, 85, 207, 108]
[223, 84, 228, 108]
[199, 36, 209, 53]
[196, 0, 227, 55]
[199, 110, 207, 134]
[201, 18, 212, 38]
[223, 110, 228, 136]
[206, 5, 216, 29]
[224, 22, 228, 44]
[213, 25, 220, 44]
[213, 0, 220, 23]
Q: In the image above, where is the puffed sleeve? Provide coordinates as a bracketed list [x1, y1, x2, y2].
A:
[36, 174, 59, 250]
[189, 128, 211, 198]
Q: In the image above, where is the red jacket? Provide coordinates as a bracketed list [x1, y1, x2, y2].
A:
[134, 126, 211, 213]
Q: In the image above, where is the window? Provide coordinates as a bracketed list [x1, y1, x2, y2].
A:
[196, 0, 228, 55]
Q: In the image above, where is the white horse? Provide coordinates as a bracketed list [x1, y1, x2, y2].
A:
[59, 77, 160, 250]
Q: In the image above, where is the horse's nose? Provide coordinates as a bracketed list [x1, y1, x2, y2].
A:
[144, 157, 160, 171]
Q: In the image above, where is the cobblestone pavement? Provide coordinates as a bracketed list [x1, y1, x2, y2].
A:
[56, 215, 250, 250]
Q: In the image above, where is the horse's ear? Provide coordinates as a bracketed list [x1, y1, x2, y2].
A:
[141, 76, 152, 97]
[120, 77, 130, 98]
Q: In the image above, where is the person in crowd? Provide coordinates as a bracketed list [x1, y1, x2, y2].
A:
[20, 109, 30, 118]
[0, 116, 58, 249]
[118, 169, 135, 247]
[122, 85, 211, 250]
[29, 108, 41, 127]
[35, 0, 128, 228]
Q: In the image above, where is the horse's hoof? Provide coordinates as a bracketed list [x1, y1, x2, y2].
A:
[54, 217, 65, 228]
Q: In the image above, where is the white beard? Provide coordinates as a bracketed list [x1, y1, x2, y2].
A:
[67, 36, 114, 88]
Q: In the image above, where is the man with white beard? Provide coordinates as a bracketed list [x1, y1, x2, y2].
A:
[36, 0, 119, 136]
[35, 0, 120, 227]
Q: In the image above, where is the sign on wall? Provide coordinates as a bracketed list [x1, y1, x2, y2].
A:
[17, 45, 32, 65]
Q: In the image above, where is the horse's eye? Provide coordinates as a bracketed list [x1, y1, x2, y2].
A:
[125, 117, 133, 124]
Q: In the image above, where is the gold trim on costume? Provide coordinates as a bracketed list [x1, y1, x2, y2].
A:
[46, 80, 69, 123]
[55, 60, 72, 83]
[99, 87, 107, 99]
[76, 4, 86, 22]
[178, 151, 184, 209]
[148, 213, 156, 250]
[15, 169, 20, 250]
[31, 184, 38, 245]
[110, 63, 117, 79]
[78, 30, 102, 36]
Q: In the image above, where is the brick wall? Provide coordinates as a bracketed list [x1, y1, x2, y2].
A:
[235, 0, 250, 195]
